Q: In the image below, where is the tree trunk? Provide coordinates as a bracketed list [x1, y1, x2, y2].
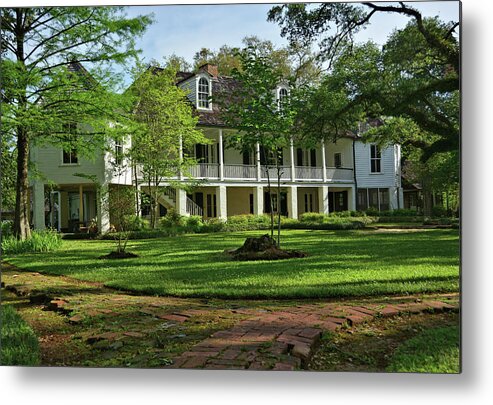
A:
[13, 10, 30, 240]
[276, 164, 281, 248]
[13, 127, 31, 240]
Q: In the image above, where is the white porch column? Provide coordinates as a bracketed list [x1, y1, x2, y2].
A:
[256, 142, 261, 181]
[135, 183, 142, 217]
[318, 186, 329, 215]
[216, 185, 227, 220]
[290, 138, 296, 181]
[175, 188, 188, 216]
[253, 186, 264, 216]
[32, 181, 45, 230]
[389, 186, 399, 210]
[399, 187, 404, 209]
[321, 140, 327, 182]
[218, 129, 224, 181]
[97, 185, 110, 233]
[348, 186, 357, 211]
[178, 135, 184, 180]
[287, 186, 298, 219]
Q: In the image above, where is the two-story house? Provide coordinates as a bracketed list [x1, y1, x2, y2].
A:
[29, 63, 404, 233]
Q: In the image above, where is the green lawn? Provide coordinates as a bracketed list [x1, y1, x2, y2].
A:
[3, 229, 460, 299]
[387, 326, 460, 373]
[0, 305, 40, 366]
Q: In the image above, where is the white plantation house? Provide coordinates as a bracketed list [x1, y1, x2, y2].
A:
[29, 63, 404, 233]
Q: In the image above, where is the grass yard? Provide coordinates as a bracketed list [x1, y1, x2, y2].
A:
[3, 229, 459, 299]
[0, 304, 41, 366]
[386, 325, 460, 373]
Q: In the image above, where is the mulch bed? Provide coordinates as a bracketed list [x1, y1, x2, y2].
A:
[98, 251, 139, 260]
[226, 234, 307, 261]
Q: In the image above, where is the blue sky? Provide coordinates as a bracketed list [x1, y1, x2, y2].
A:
[124, 1, 460, 67]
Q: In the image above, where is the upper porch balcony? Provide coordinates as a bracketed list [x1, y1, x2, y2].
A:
[187, 163, 354, 183]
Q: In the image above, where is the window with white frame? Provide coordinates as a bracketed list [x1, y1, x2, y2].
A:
[334, 152, 342, 168]
[115, 140, 123, 165]
[62, 148, 78, 165]
[370, 144, 382, 173]
[278, 87, 288, 109]
[198, 77, 210, 109]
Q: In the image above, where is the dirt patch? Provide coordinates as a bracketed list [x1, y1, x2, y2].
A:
[98, 251, 139, 259]
[226, 234, 307, 261]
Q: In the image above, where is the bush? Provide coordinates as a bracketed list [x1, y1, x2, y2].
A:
[2, 230, 63, 254]
[431, 206, 448, 218]
[300, 213, 326, 223]
[159, 209, 185, 228]
[200, 218, 226, 233]
[0, 305, 40, 366]
[125, 215, 150, 231]
[1, 220, 13, 238]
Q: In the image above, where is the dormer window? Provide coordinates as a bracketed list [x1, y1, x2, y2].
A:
[277, 87, 289, 109]
[198, 77, 210, 109]
[278, 87, 288, 103]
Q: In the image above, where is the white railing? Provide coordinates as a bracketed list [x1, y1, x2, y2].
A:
[189, 163, 220, 179]
[186, 197, 203, 217]
[224, 164, 257, 179]
[295, 166, 323, 180]
[326, 167, 354, 181]
[137, 163, 353, 183]
[261, 166, 291, 180]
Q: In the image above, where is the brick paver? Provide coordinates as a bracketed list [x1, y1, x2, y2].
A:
[171, 296, 459, 371]
[2, 265, 459, 371]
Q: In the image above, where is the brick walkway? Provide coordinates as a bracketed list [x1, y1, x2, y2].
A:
[171, 296, 459, 371]
[2, 264, 459, 371]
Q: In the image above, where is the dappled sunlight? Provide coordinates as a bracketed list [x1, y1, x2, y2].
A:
[4, 229, 459, 299]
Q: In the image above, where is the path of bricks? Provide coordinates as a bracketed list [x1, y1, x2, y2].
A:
[171, 296, 459, 371]
[2, 264, 459, 371]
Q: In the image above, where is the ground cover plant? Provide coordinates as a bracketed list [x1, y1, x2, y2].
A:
[1, 229, 63, 254]
[0, 304, 41, 366]
[4, 228, 459, 299]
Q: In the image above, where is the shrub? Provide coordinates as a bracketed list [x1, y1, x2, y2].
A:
[2, 230, 63, 254]
[0, 305, 41, 366]
[200, 218, 226, 233]
[391, 209, 419, 217]
[129, 215, 150, 231]
[159, 209, 185, 228]
[185, 215, 203, 228]
[432, 206, 448, 218]
[300, 213, 326, 223]
[1, 220, 13, 238]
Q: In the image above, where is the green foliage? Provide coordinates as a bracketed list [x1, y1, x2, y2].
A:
[2, 7, 153, 239]
[1, 220, 13, 238]
[387, 326, 460, 373]
[128, 66, 208, 228]
[269, 3, 459, 162]
[159, 209, 185, 228]
[0, 305, 40, 366]
[300, 213, 326, 223]
[1, 229, 62, 254]
[1, 134, 16, 211]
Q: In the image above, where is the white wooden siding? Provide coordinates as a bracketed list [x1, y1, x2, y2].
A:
[31, 144, 106, 185]
[178, 77, 196, 105]
[354, 142, 398, 188]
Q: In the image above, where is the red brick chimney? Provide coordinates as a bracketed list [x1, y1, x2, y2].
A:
[199, 63, 218, 77]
